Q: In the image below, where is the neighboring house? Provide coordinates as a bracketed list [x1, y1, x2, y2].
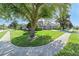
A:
[37, 18, 60, 30]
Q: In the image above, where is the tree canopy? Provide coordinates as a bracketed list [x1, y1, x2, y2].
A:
[0, 3, 71, 39]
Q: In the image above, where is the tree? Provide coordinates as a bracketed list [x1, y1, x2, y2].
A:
[0, 3, 71, 40]
[54, 3, 71, 30]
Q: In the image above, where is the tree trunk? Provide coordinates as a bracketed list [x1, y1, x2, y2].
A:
[29, 27, 35, 39]
[28, 21, 37, 40]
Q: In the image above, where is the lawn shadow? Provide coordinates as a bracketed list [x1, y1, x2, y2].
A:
[11, 32, 52, 47]
[30, 35, 52, 46]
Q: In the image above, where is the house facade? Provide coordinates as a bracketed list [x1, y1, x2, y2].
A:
[37, 18, 60, 30]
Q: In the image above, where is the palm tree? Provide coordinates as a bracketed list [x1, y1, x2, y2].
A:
[0, 3, 71, 40]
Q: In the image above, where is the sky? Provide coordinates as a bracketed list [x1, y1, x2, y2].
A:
[70, 3, 79, 26]
[0, 4, 79, 26]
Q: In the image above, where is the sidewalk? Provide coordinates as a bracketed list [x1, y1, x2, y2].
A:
[0, 31, 10, 41]
[0, 31, 71, 56]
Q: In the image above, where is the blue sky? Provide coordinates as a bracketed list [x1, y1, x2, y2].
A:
[0, 4, 79, 26]
[70, 3, 79, 26]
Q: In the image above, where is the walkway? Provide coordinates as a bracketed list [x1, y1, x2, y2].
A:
[0, 31, 71, 56]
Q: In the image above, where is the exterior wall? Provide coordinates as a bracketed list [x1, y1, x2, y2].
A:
[37, 19, 60, 30]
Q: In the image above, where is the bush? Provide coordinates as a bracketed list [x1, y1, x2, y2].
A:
[35, 27, 42, 31]
[53, 26, 61, 30]
[27, 23, 42, 31]
[27, 23, 31, 28]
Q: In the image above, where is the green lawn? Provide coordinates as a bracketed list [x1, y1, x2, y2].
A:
[0, 31, 6, 38]
[56, 33, 79, 56]
[11, 30, 64, 47]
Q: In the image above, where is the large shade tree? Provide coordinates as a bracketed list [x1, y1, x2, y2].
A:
[0, 3, 71, 40]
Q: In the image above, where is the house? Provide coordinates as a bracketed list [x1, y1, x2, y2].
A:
[15, 18, 60, 30]
[37, 18, 60, 30]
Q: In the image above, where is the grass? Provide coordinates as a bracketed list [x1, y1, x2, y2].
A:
[11, 30, 64, 47]
[0, 31, 6, 38]
[56, 33, 79, 56]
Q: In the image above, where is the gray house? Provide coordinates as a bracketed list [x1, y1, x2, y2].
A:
[37, 18, 60, 30]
